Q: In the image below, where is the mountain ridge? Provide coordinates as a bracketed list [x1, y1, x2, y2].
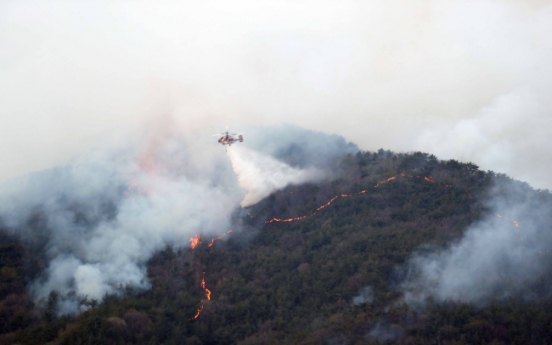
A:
[1, 149, 552, 344]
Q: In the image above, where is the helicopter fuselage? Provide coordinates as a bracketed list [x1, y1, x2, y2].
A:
[218, 133, 243, 146]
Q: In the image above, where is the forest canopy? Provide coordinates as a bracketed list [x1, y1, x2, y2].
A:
[1, 150, 551, 345]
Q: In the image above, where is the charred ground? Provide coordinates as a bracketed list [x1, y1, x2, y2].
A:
[1, 150, 552, 344]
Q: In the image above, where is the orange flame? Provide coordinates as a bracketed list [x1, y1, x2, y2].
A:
[266, 174, 409, 223]
[190, 230, 234, 321]
[263, 174, 466, 225]
[190, 304, 203, 321]
[201, 273, 211, 300]
[495, 213, 520, 227]
[265, 216, 307, 224]
[190, 272, 212, 320]
[316, 196, 339, 211]
[208, 230, 234, 248]
[374, 176, 397, 188]
[190, 235, 201, 249]
[258, 173, 519, 227]
[263, 173, 522, 228]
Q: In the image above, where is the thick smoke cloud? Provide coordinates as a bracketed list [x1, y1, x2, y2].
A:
[0, 129, 239, 314]
[0, 123, 344, 314]
[2, 1, 552, 189]
[401, 181, 552, 306]
[415, 87, 552, 189]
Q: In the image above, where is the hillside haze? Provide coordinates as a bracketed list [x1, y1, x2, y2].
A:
[1, 131, 552, 344]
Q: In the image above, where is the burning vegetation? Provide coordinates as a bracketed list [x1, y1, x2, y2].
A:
[189, 272, 211, 321]
[0, 150, 551, 344]
[190, 235, 201, 250]
[208, 230, 233, 248]
[188, 230, 233, 320]
[263, 173, 521, 227]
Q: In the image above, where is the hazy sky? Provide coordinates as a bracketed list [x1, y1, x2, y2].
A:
[2, 0, 552, 188]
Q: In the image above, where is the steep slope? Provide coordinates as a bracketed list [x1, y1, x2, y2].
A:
[1, 150, 552, 345]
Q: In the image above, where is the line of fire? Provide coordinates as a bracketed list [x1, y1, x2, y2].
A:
[188, 230, 233, 320]
[262, 173, 520, 227]
[189, 272, 211, 321]
[188, 173, 521, 321]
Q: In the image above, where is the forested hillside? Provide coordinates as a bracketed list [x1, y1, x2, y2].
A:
[1, 150, 552, 344]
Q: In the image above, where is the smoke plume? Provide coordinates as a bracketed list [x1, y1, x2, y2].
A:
[352, 286, 374, 306]
[0, 128, 241, 314]
[227, 146, 324, 207]
[0, 122, 351, 314]
[366, 322, 403, 342]
[401, 179, 552, 306]
[2, 1, 552, 190]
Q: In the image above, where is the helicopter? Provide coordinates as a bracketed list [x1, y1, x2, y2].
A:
[214, 127, 243, 150]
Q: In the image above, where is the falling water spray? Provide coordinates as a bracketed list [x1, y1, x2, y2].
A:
[226, 146, 324, 207]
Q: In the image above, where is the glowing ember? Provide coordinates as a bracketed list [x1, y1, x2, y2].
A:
[190, 235, 201, 249]
[316, 196, 339, 211]
[267, 174, 436, 224]
[190, 230, 234, 320]
[495, 213, 520, 227]
[265, 216, 307, 224]
[374, 176, 397, 188]
[190, 272, 212, 320]
[262, 173, 513, 226]
[190, 304, 203, 321]
[201, 272, 211, 300]
[208, 230, 234, 248]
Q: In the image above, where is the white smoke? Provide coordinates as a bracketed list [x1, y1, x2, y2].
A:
[3, 1, 552, 191]
[0, 122, 346, 314]
[352, 286, 374, 306]
[415, 87, 552, 188]
[366, 322, 403, 341]
[227, 145, 324, 207]
[0, 126, 242, 314]
[401, 183, 552, 306]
